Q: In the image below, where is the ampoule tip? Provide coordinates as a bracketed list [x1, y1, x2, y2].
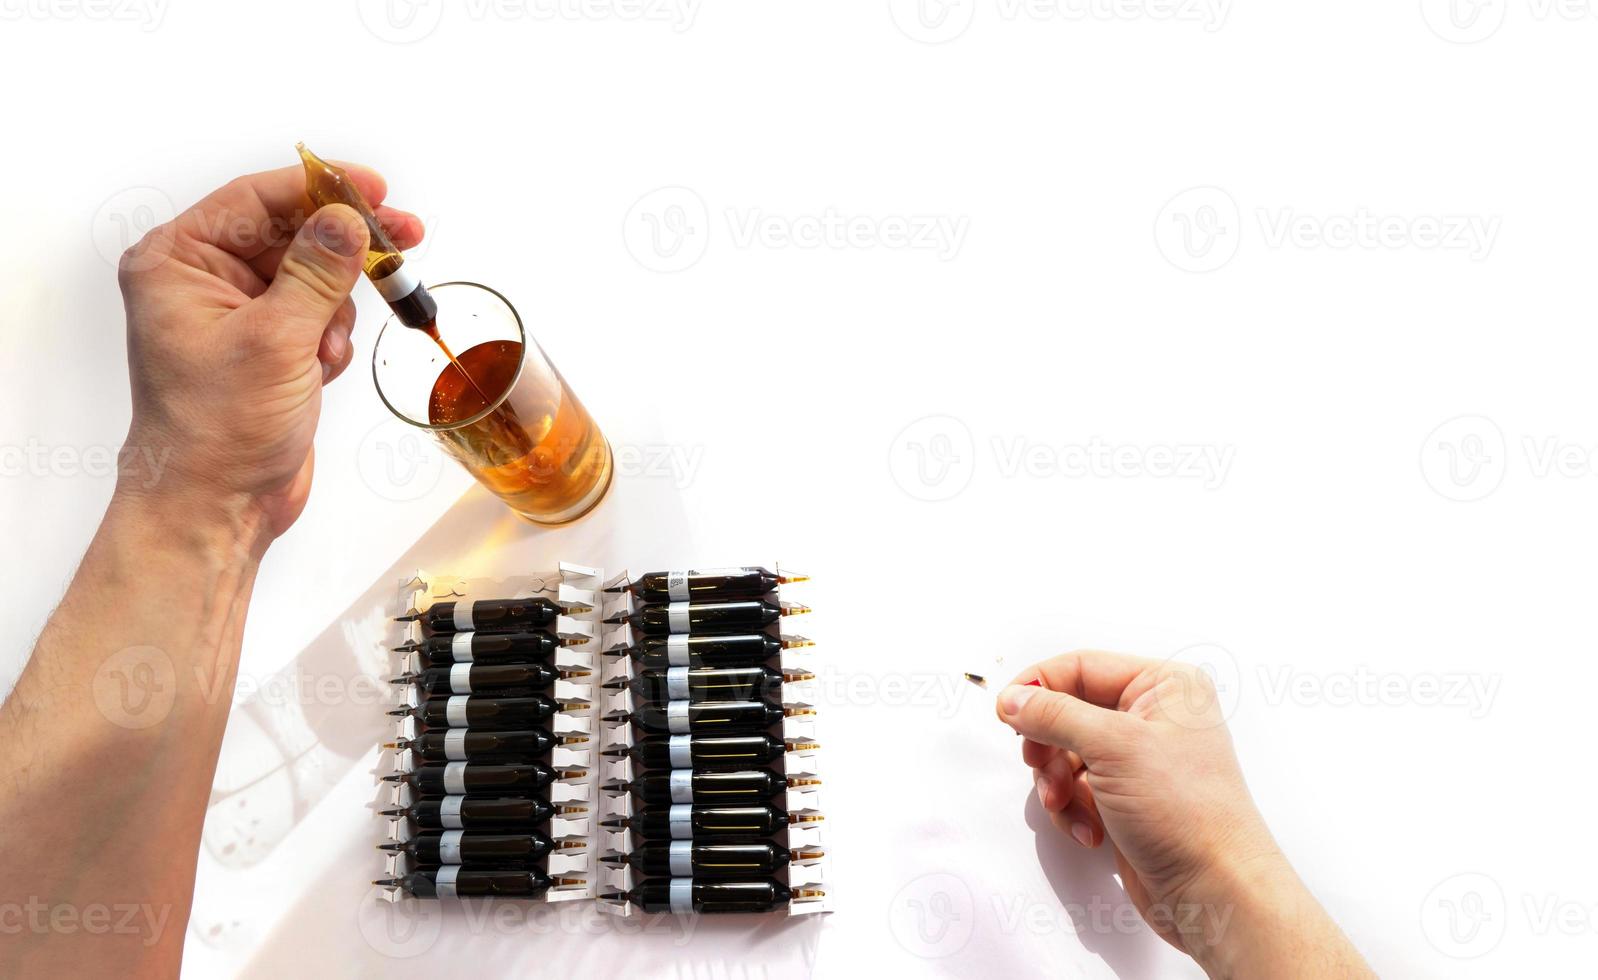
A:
[779, 602, 811, 616]
[778, 573, 810, 584]
[559, 734, 590, 745]
[781, 635, 815, 649]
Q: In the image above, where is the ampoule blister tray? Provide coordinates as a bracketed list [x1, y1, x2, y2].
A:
[597, 565, 831, 917]
[375, 563, 604, 904]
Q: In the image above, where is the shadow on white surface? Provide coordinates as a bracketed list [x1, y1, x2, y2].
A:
[1023, 792, 1166, 979]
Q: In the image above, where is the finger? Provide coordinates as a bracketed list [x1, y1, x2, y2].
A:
[996, 682, 1132, 758]
[175, 162, 390, 266]
[374, 206, 425, 249]
[1034, 753, 1075, 812]
[246, 205, 425, 285]
[1048, 803, 1103, 849]
[1021, 738, 1060, 770]
[319, 298, 358, 384]
[1011, 650, 1160, 712]
[253, 205, 368, 343]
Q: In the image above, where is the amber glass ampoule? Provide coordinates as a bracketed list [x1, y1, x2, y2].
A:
[296, 142, 438, 330]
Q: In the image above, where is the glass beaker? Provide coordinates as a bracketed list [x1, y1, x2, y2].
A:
[372, 282, 613, 525]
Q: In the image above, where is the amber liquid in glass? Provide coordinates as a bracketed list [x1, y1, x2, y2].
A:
[427, 339, 612, 521]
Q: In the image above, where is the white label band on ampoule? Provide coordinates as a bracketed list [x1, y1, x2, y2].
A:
[444, 729, 469, 761]
[372, 263, 420, 302]
[449, 662, 473, 694]
[439, 829, 465, 864]
[668, 733, 692, 767]
[666, 700, 690, 734]
[667, 571, 690, 601]
[665, 667, 690, 701]
[440, 795, 465, 829]
[451, 632, 474, 662]
[666, 634, 690, 666]
[452, 601, 476, 631]
[443, 761, 468, 795]
[434, 864, 461, 899]
[446, 696, 470, 727]
[668, 840, 693, 876]
[668, 804, 693, 839]
[667, 602, 690, 634]
[669, 878, 694, 914]
[669, 768, 694, 803]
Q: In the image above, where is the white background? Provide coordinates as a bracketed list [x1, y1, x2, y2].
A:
[2, 1, 1595, 976]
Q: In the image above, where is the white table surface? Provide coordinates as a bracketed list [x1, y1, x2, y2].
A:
[3, 3, 1596, 977]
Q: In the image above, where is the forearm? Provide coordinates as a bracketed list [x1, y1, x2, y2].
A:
[0, 485, 268, 976]
[1182, 854, 1373, 980]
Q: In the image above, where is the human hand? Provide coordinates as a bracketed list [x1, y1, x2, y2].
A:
[996, 651, 1368, 975]
[115, 164, 424, 546]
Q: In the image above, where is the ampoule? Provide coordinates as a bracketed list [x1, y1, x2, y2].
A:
[603, 769, 819, 805]
[374, 868, 585, 899]
[604, 633, 813, 670]
[599, 879, 824, 914]
[602, 700, 813, 735]
[603, 600, 809, 636]
[382, 796, 588, 830]
[396, 597, 581, 634]
[383, 761, 586, 796]
[601, 842, 824, 878]
[296, 142, 436, 331]
[395, 630, 571, 666]
[388, 695, 587, 730]
[601, 733, 819, 769]
[392, 663, 589, 697]
[384, 728, 588, 763]
[379, 830, 585, 866]
[604, 568, 808, 603]
[601, 666, 813, 704]
[599, 804, 822, 839]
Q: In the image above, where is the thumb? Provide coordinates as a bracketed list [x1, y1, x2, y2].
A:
[258, 204, 368, 337]
[996, 683, 1129, 758]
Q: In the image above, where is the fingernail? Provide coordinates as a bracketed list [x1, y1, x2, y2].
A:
[998, 685, 1036, 716]
[326, 328, 348, 362]
[1034, 772, 1049, 808]
[1070, 822, 1093, 848]
[313, 209, 363, 257]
